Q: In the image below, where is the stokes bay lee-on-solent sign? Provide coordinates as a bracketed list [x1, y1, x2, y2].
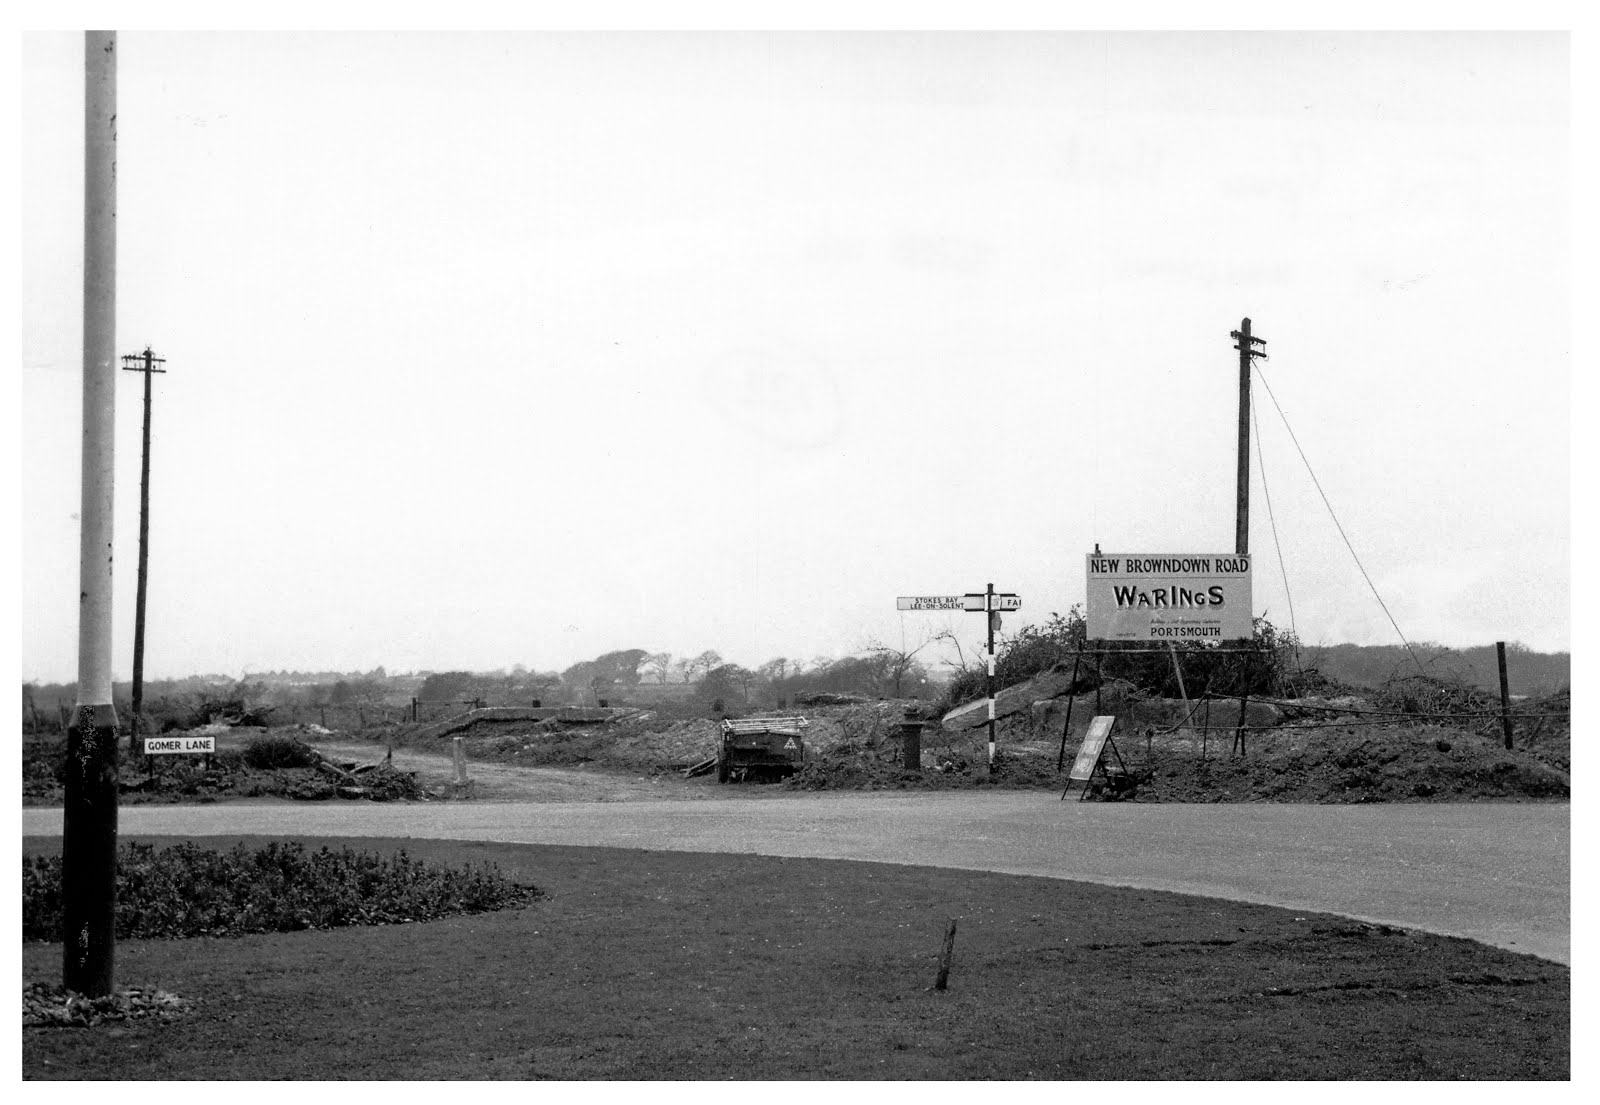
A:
[896, 594, 1022, 612]
[1085, 553, 1253, 641]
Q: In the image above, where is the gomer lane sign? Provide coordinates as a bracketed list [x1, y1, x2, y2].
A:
[1086, 553, 1253, 641]
[143, 735, 215, 755]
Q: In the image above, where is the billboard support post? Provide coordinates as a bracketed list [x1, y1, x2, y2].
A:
[1233, 651, 1252, 757]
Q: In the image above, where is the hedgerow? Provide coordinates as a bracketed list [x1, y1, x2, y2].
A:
[23, 841, 541, 942]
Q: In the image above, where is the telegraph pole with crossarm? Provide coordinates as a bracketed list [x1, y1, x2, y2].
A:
[121, 346, 166, 751]
[1230, 319, 1267, 557]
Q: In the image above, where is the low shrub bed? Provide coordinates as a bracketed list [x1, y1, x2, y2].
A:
[22, 841, 542, 941]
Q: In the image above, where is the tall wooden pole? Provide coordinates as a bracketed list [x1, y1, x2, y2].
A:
[64, 29, 120, 998]
[1230, 319, 1266, 556]
[1234, 319, 1252, 556]
[121, 348, 166, 751]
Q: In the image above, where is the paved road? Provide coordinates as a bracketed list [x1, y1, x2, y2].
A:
[22, 795, 1570, 965]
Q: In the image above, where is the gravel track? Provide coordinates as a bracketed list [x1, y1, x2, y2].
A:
[21, 793, 1569, 964]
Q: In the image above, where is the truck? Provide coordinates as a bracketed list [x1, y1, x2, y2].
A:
[717, 717, 808, 783]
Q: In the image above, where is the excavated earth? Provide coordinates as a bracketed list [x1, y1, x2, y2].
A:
[22, 693, 1569, 806]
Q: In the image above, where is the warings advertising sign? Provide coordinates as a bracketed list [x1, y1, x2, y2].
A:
[1085, 553, 1253, 641]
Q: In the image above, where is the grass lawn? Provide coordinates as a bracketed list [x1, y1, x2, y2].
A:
[22, 835, 1568, 1080]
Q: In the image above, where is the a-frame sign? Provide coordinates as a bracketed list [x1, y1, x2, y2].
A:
[1061, 715, 1131, 801]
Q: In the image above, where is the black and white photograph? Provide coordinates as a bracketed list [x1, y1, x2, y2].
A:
[16, 15, 1574, 1083]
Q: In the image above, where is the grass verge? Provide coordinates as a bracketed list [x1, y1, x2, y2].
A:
[23, 836, 1567, 1080]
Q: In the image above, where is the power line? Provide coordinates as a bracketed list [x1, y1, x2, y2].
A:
[1251, 394, 1298, 654]
[1252, 364, 1426, 677]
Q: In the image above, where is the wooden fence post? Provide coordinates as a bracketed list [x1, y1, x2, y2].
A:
[934, 918, 958, 992]
[1496, 641, 1514, 751]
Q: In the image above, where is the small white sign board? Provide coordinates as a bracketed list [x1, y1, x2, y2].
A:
[1068, 717, 1116, 782]
[143, 735, 215, 755]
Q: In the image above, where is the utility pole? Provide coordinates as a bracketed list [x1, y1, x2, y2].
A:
[65, 29, 120, 999]
[1229, 318, 1267, 556]
[121, 347, 166, 752]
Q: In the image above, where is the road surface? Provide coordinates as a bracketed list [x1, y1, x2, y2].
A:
[22, 794, 1569, 964]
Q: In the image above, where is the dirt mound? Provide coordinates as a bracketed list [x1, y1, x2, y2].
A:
[1105, 722, 1569, 804]
[781, 705, 1569, 803]
[21, 728, 434, 806]
[439, 715, 725, 774]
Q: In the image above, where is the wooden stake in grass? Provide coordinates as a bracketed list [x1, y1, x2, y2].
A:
[934, 918, 958, 992]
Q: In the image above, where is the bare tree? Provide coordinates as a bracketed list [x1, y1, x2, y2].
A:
[866, 632, 938, 697]
[683, 649, 723, 684]
[641, 652, 674, 685]
[722, 664, 758, 704]
[932, 628, 980, 680]
[756, 657, 791, 683]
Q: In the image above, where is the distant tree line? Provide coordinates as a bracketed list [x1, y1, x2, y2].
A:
[26, 630, 1562, 735]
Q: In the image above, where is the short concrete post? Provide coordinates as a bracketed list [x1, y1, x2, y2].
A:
[452, 736, 469, 796]
[900, 721, 923, 771]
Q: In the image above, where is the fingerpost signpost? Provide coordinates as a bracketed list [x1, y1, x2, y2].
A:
[897, 584, 1020, 769]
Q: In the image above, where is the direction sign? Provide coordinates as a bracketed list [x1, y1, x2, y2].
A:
[898, 593, 1021, 612]
[962, 593, 1021, 612]
[897, 595, 966, 611]
[143, 735, 215, 755]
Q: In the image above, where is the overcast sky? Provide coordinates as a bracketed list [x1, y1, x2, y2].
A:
[18, 30, 1571, 683]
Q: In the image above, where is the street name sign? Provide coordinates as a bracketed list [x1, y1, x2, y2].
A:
[143, 736, 215, 755]
[1085, 553, 1252, 641]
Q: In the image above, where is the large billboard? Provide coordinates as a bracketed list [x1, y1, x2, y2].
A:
[1085, 553, 1253, 641]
